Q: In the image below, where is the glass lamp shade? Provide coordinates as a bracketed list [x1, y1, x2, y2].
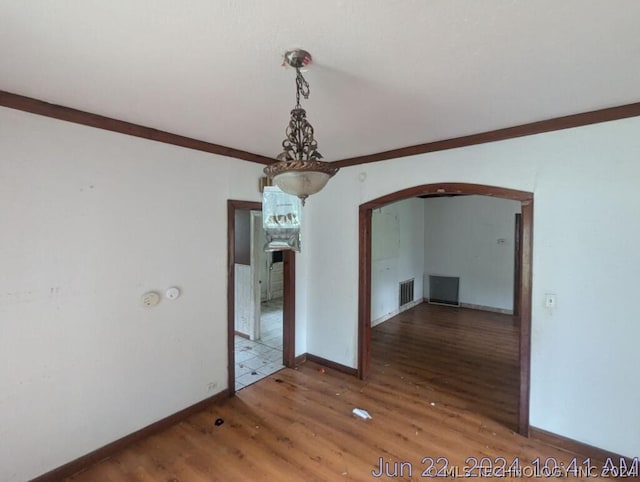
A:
[264, 160, 339, 204]
[272, 170, 331, 198]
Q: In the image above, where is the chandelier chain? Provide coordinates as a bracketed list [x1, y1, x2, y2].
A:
[295, 68, 310, 108]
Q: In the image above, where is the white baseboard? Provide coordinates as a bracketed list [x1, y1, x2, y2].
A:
[371, 297, 424, 327]
[424, 298, 513, 315]
[459, 302, 513, 315]
[372, 299, 512, 327]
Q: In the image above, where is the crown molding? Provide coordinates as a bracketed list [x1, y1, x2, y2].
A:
[0, 90, 275, 166]
[333, 102, 640, 168]
[3, 90, 639, 169]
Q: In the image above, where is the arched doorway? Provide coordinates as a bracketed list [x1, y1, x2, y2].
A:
[358, 183, 532, 435]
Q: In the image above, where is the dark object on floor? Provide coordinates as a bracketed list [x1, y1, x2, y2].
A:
[251, 371, 258, 375]
[214, 418, 224, 426]
[275, 379, 283, 383]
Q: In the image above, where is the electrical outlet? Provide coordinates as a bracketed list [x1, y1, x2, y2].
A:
[544, 293, 557, 308]
[141, 291, 160, 308]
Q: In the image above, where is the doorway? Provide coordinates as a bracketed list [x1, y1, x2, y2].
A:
[227, 200, 295, 396]
[358, 183, 533, 435]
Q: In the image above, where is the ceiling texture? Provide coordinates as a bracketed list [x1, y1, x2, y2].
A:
[2, 1, 640, 162]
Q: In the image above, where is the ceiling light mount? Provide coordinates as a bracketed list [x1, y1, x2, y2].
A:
[283, 49, 312, 69]
[264, 49, 339, 205]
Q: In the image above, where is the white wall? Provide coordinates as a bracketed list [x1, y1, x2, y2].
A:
[304, 116, 640, 457]
[0, 107, 280, 482]
[371, 198, 424, 324]
[424, 195, 521, 311]
[2, 105, 639, 473]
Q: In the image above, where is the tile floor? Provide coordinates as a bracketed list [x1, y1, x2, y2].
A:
[235, 299, 284, 391]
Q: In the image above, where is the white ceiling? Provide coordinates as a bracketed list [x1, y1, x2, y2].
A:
[2, 1, 640, 161]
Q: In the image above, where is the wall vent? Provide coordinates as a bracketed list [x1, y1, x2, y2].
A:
[428, 275, 460, 306]
[399, 278, 415, 307]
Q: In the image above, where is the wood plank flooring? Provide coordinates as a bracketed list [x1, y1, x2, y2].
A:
[371, 303, 520, 431]
[66, 304, 617, 481]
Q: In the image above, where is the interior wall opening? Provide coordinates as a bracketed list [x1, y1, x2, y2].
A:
[358, 183, 533, 436]
[232, 209, 285, 391]
[227, 200, 296, 396]
[370, 194, 522, 431]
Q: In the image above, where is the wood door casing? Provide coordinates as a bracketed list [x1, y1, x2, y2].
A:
[358, 183, 533, 436]
[227, 200, 296, 396]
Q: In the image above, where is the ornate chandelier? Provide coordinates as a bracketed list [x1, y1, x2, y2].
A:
[264, 49, 339, 205]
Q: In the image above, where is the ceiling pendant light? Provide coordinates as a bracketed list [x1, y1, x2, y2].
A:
[264, 49, 339, 205]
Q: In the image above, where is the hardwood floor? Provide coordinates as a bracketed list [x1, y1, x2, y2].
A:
[371, 303, 520, 431]
[66, 304, 616, 481]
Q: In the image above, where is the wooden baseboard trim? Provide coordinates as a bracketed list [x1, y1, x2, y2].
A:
[530, 426, 635, 465]
[305, 353, 358, 376]
[31, 389, 231, 482]
[234, 331, 250, 339]
[294, 353, 307, 366]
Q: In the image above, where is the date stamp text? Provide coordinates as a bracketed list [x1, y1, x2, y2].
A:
[371, 455, 639, 478]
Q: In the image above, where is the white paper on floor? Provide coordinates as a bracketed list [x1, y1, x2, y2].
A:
[352, 408, 372, 419]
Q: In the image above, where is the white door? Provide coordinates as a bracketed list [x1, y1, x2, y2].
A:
[258, 217, 269, 302]
[269, 258, 284, 300]
[249, 211, 263, 340]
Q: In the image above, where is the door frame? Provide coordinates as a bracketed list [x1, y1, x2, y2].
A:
[513, 213, 523, 318]
[227, 200, 296, 395]
[358, 183, 533, 436]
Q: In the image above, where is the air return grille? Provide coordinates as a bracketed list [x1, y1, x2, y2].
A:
[399, 278, 415, 307]
[428, 275, 460, 306]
